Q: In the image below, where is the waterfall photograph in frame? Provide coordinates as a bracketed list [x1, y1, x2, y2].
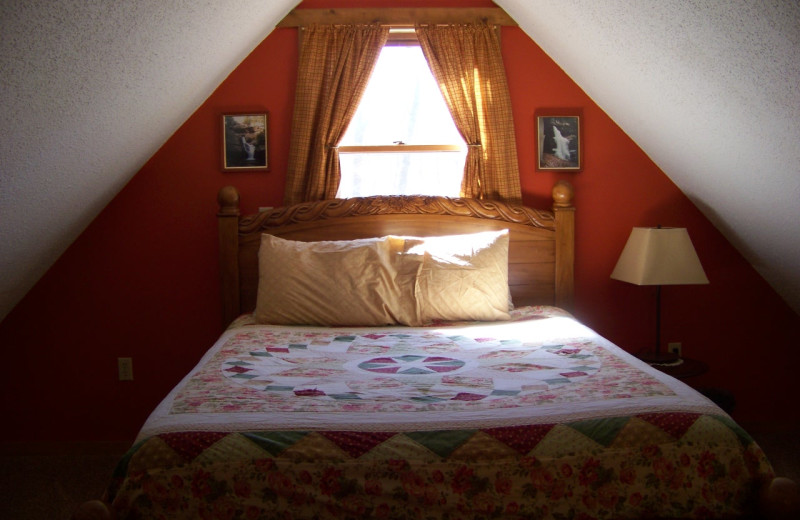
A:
[222, 113, 269, 171]
[536, 112, 581, 171]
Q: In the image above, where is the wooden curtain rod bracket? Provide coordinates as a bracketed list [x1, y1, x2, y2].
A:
[277, 8, 517, 28]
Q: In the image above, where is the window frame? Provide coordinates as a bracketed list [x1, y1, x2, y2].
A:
[337, 29, 465, 159]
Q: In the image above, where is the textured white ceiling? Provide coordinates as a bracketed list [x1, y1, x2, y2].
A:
[0, 0, 296, 320]
[500, 0, 800, 312]
[1, 0, 799, 321]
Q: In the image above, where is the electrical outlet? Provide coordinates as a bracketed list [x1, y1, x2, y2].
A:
[667, 342, 682, 357]
[118, 357, 134, 381]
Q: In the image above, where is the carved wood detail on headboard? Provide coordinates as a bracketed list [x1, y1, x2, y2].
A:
[239, 195, 557, 233]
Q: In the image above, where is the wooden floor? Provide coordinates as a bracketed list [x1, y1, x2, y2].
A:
[0, 441, 129, 520]
[0, 430, 797, 520]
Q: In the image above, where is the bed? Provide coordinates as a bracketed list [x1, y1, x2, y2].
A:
[75, 181, 798, 519]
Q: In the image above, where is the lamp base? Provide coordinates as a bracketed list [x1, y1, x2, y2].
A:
[637, 350, 681, 366]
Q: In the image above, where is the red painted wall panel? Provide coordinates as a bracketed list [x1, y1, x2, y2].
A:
[1, 0, 797, 442]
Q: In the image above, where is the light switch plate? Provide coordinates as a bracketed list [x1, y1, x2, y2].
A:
[118, 357, 133, 381]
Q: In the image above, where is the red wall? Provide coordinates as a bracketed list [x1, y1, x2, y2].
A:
[1, 0, 798, 443]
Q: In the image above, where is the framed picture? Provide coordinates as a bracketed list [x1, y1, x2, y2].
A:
[222, 113, 269, 171]
[536, 112, 581, 171]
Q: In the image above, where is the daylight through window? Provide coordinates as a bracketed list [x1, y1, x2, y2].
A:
[337, 40, 466, 198]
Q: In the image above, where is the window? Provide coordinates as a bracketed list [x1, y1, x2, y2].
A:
[336, 32, 466, 198]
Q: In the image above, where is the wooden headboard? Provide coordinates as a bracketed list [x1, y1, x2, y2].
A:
[217, 181, 575, 328]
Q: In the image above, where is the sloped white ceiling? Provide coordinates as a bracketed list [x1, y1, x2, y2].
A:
[500, 0, 800, 312]
[1, 0, 798, 321]
[0, 0, 297, 321]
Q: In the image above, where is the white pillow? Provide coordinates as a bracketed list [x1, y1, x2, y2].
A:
[255, 234, 418, 326]
[254, 230, 511, 326]
[403, 230, 511, 323]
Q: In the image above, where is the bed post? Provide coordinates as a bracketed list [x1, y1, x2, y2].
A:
[218, 186, 241, 328]
[552, 180, 575, 311]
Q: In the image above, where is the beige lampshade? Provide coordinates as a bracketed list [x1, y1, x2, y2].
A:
[611, 227, 709, 286]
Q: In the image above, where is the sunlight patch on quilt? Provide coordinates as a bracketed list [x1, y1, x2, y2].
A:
[169, 308, 676, 416]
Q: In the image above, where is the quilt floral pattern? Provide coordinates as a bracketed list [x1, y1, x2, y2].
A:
[108, 307, 774, 519]
[109, 414, 773, 519]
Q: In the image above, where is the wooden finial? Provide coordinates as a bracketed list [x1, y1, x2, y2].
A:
[217, 186, 240, 216]
[552, 180, 574, 209]
[70, 500, 113, 520]
[761, 477, 800, 520]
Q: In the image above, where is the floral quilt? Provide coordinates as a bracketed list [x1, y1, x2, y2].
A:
[107, 306, 773, 519]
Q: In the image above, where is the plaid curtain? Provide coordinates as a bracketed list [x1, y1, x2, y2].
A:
[416, 24, 522, 203]
[284, 25, 389, 205]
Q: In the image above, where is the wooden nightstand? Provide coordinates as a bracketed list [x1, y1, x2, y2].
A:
[649, 357, 708, 380]
[648, 358, 736, 413]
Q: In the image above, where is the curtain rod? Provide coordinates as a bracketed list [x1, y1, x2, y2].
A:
[276, 8, 518, 28]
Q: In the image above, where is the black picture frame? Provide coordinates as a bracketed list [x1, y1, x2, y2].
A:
[222, 113, 269, 171]
[536, 113, 581, 171]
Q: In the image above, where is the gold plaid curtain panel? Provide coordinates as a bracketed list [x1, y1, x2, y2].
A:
[284, 25, 389, 205]
[285, 23, 521, 204]
[416, 23, 521, 203]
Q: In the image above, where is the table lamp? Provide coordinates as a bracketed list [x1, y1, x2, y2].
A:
[611, 227, 709, 364]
